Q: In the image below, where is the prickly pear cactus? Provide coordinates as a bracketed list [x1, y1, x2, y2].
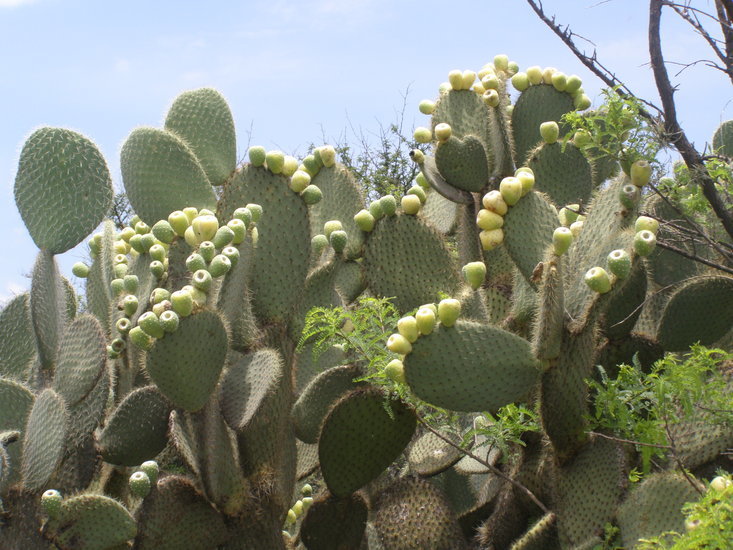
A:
[1, 59, 731, 550]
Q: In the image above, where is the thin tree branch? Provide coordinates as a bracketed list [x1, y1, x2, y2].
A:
[716, 0, 733, 77]
[649, 0, 733, 239]
[588, 431, 672, 449]
[663, 417, 705, 494]
[416, 415, 550, 514]
[655, 240, 733, 274]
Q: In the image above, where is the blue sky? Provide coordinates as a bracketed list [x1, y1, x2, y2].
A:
[1, 0, 731, 303]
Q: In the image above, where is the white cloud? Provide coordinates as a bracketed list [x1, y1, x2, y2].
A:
[0, 0, 37, 7]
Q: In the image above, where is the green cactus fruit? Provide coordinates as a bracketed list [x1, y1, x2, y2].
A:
[129, 233, 145, 254]
[129, 326, 155, 350]
[197, 240, 216, 263]
[558, 204, 580, 227]
[415, 306, 437, 335]
[438, 298, 461, 327]
[634, 230, 657, 256]
[607, 249, 631, 279]
[146, 309, 228, 411]
[401, 194, 422, 214]
[482, 190, 508, 215]
[434, 122, 452, 142]
[183, 206, 198, 223]
[138, 311, 165, 339]
[149, 260, 165, 279]
[244, 203, 263, 223]
[397, 316, 420, 343]
[72, 262, 90, 278]
[159, 310, 179, 333]
[248, 145, 267, 166]
[414, 127, 432, 143]
[129, 470, 152, 498]
[151, 219, 176, 244]
[148, 243, 166, 263]
[42, 489, 63, 519]
[419, 99, 436, 114]
[121, 127, 216, 225]
[208, 254, 231, 278]
[328, 230, 347, 254]
[539, 121, 560, 144]
[113, 262, 128, 279]
[139, 460, 159, 485]
[584, 266, 612, 294]
[407, 185, 427, 204]
[635, 215, 659, 234]
[385, 359, 407, 384]
[480, 228, 504, 251]
[462, 261, 487, 290]
[110, 278, 125, 296]
[221, 246, 239, 269]
[122, 296, 140, 317]
[553, 227, 573, 255]
[516, 169, 535, 196]
[186, 252, 206, 273]
[323, 220, 343, 239]
[500, 177, 523, 206]
[290, 170, 311, 193]
[115, 317, 131, 335]
[311, 234, 328, 255]
[211, 225, 234, 249]
[354, 209, 376, 232]
[380, 194, 398, 216]
[226, 218, 245, 244]
[123, 274, 139, 294]
[511, 72, 530, 91]
[265, 150, 285, 174]
[483, 89, 499, 107]
[14, 127, 113, 253]
[301, 184, 323, 205]
[569, 220, 584, 237]
[387, 333, 413, 355]
[139, 232, 156, 252]
[630, 159, 651, 187]
[319, 387, 416, 497]
[476, 209, 504, 231]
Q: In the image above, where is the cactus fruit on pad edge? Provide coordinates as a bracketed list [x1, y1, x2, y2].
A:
[1, 58, 731, 550]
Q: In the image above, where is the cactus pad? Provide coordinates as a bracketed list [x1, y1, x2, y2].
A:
[145, 309, 228, 411]
[292, 364, 364, 444]
[21, 388, 68, 492]
[407, 431, 462, 476]
[404, 321, 539, 412]
[30, 250, 67, 370]
[422, 188, 460, 234]
[164, 87, 236, 186]
[319, 387, 416, 497]
[712, 119, 733, 156]
[363, 213, 459, 312]
[372, 476, 467, 550]
[435, 135, 490, 192]
[53, 314, 106, 407]
[527, 142, 593, 206]
[657, 275, 733, 351]
[14, 127, 112, 254]
[121, 127, 216, 224]
[0, 293, 36, 381]
[48, 494, 136, 550]
[433, 89, 492, 148]
[0, 379, 34, 491]
[98, 386, 171, 466]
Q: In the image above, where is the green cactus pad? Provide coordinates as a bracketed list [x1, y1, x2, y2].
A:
[53, 314, 106, 407]
[218, 164, 311, 323]
[309, 164, 367, 258]
[532, 258, 564, 361]
[98, 386, 172, 466]
[618, 472, 703, 548]
[295, 342, 348, 394]
[555, 437, 627, 548]
[435, 135, 490, 192]
[135, 475, 229, 550]
[712, 119, 733, 156]
[334, 259, 366, 303]
[667, 418, 733, 471]
[433, 89, 493, 153]
[164, 88, 236, 186]
[296, 439, 319, 479]
[85, 220, 116, 334]
[14, 127, 113, 254]
[527, 142, 593, 206]
[405, 320, 539, 412]
[373, 476, 467, 550]
[30, 250, 67, 370]
[121, 127, 216, 224]
[0, 379, 34, 492]
[292, 364, 364, 444]
[407, 431, 462, 476]
[363, 213, 459, 312]
[319, 387, 416, 497]
[601, 260, 647, 340]
[21, 388, 68, 492]
[657, 275, 733, 351]
[420, 156, 474, 204]
[503, 192, 557, 286]
[290, 260, 342, 341]
[220, 348, 285, 433]
[300, 492, 369, 550]
[512, 84, 574, 165]
[1, 488, 53, 548]
[422, 188, 460, 234]
[0, 293, 36, 381]
[48, 436, 98, 495]
[145, 309, 228, 411]
[47, 494, 136, 550]
[65, 362, 109, 447]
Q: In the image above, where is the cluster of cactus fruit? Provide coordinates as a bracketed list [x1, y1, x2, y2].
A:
[1, 53, 732, 550]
